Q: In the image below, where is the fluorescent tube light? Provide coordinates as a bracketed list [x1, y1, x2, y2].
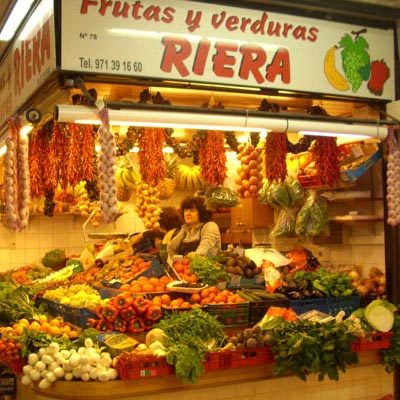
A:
[0, 0, 35, 41]
[54, 104, 389, 141]
[299, 131, 371, 140]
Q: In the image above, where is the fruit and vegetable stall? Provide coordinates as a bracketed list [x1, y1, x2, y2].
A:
[0, 243, 397, 399]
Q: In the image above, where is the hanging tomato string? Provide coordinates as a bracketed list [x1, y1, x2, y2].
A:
[264, 132, 288, 183]
[138, 127, 166, 186]
[312, 137, 340, 187]
[198, 130, 227, 187]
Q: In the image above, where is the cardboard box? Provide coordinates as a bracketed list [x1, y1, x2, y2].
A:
[340, 143, 381, 183]
[231, 198, 274, 229]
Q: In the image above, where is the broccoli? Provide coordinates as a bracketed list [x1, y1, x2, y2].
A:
[41, 249, 67, 270]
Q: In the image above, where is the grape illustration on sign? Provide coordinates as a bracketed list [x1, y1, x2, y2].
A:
[324, 29, 390, 96]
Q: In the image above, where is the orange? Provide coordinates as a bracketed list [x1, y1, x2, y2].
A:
[190, 293, 201, 303]
[152, 296, 162, 305]
[29, 321, 41, 331]
[154, 285, 164, 292]
[159, 275, 171, 284]
[69, 330, 79, 339]
[38, 315, 48, 324]
[149, 277, 160, 285]
[200, 288, 210, 299]
[160, 294, 171, 305]
[208, 286, 219, 295]
[49, 326, 62, 336]
[13, 324, 24, 335]
[180, 302, 192, 308]
[49, 318, 61, 327]
[19, 318, 30, 327]
[40, 322, 51, 333]
[120, 284, 131, 292]
[130, 284, 142, 293]
[142, 283, 155, 292]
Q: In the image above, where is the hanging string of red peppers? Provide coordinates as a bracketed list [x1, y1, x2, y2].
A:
[138, 127, 166, 186]
[198, 130, 227, 187]
[311, 137, 341, 187]
[264, 132, 288, 183]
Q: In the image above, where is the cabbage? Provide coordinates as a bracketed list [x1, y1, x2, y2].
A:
[364, 299, 397, 332]
[145, 328, 167, 347]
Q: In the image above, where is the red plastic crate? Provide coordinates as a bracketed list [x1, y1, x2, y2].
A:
[116, 354, 174, 380]
[351, 332, 393, 352]
[6, 358, 26, 374]
[219, 347, 274, 369]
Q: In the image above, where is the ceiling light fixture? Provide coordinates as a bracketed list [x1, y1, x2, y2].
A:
[54, 104, 389, 140]
[0, 0, 36, 41]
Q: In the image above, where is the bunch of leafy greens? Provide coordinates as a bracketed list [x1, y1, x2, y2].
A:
[188, 256, 230, 286]
[155, 308, 227, 383]
[381, 313, 400, 373]
[0, 280, 41, 325]
[271, 318, 359, 381]
[292, 269, 355, 297]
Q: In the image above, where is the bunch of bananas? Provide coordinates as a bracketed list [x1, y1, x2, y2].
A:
[324, 45, 350, 91]
[174, 164, 204, 189]
[116, 166, 140, 191]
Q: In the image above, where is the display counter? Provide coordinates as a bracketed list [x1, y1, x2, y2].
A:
[16, 351, 392, 400]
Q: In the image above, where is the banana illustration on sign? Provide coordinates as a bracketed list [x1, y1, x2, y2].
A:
[324, 45, 350, 91]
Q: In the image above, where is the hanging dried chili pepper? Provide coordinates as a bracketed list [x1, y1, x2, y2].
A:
[312, 137, 340, 187]
[138, 127, 166, 186]
[66, 123, 82, 188]
[80, 124, 95, 182]
[198, 130, 227, 186]
[264, 132, 288, 183]
[48, 122, 70, 190]
[28, 127, 52, 198]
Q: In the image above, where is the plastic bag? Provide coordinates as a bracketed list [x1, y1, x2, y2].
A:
[259, 178, 304, 208]
[270, 208, 298, 238]
[205, 186, 240, 208]
[295, 191, 328, 236]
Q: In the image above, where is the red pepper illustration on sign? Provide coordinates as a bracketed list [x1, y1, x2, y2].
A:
[324, 28, 390, 96]
[368, 60, 390, 96]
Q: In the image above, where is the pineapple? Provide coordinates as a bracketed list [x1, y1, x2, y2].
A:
[116, 186, 131, 202]
[158, 155, 177, 199]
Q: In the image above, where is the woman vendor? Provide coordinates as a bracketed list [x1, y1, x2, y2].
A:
[167, 195, 221, 258]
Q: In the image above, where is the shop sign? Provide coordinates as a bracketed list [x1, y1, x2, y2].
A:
[0, 0, 56, 129]
[61, 0, 395, 100]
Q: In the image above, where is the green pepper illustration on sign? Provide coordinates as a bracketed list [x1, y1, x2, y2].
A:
[324, 28, 390, 96]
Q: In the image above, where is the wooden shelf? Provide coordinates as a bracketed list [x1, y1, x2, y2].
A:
[330, 215, 384, 223]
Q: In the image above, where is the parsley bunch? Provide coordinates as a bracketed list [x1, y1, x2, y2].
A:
[271, 319, 359, 381]
[156, 308, 227, 383]
[188, 256, 230, 286]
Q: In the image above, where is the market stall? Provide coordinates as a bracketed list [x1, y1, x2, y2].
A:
[0, 0, 399, 399]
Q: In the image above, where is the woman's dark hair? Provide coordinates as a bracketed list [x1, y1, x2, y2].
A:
[158, 207, 184, 231]
[180, 195, 212, 223]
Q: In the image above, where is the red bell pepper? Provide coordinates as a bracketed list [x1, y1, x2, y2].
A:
[145, 304, 162, 322]
[133, 296, 150, 315]
[127, 318, 145, 333]
[119, 306, 137, 321]
[112, 316, 127, 333]
[101, 304, 119, 322]
[96, 319, 113, 332]
[114, 293, 129, 309]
